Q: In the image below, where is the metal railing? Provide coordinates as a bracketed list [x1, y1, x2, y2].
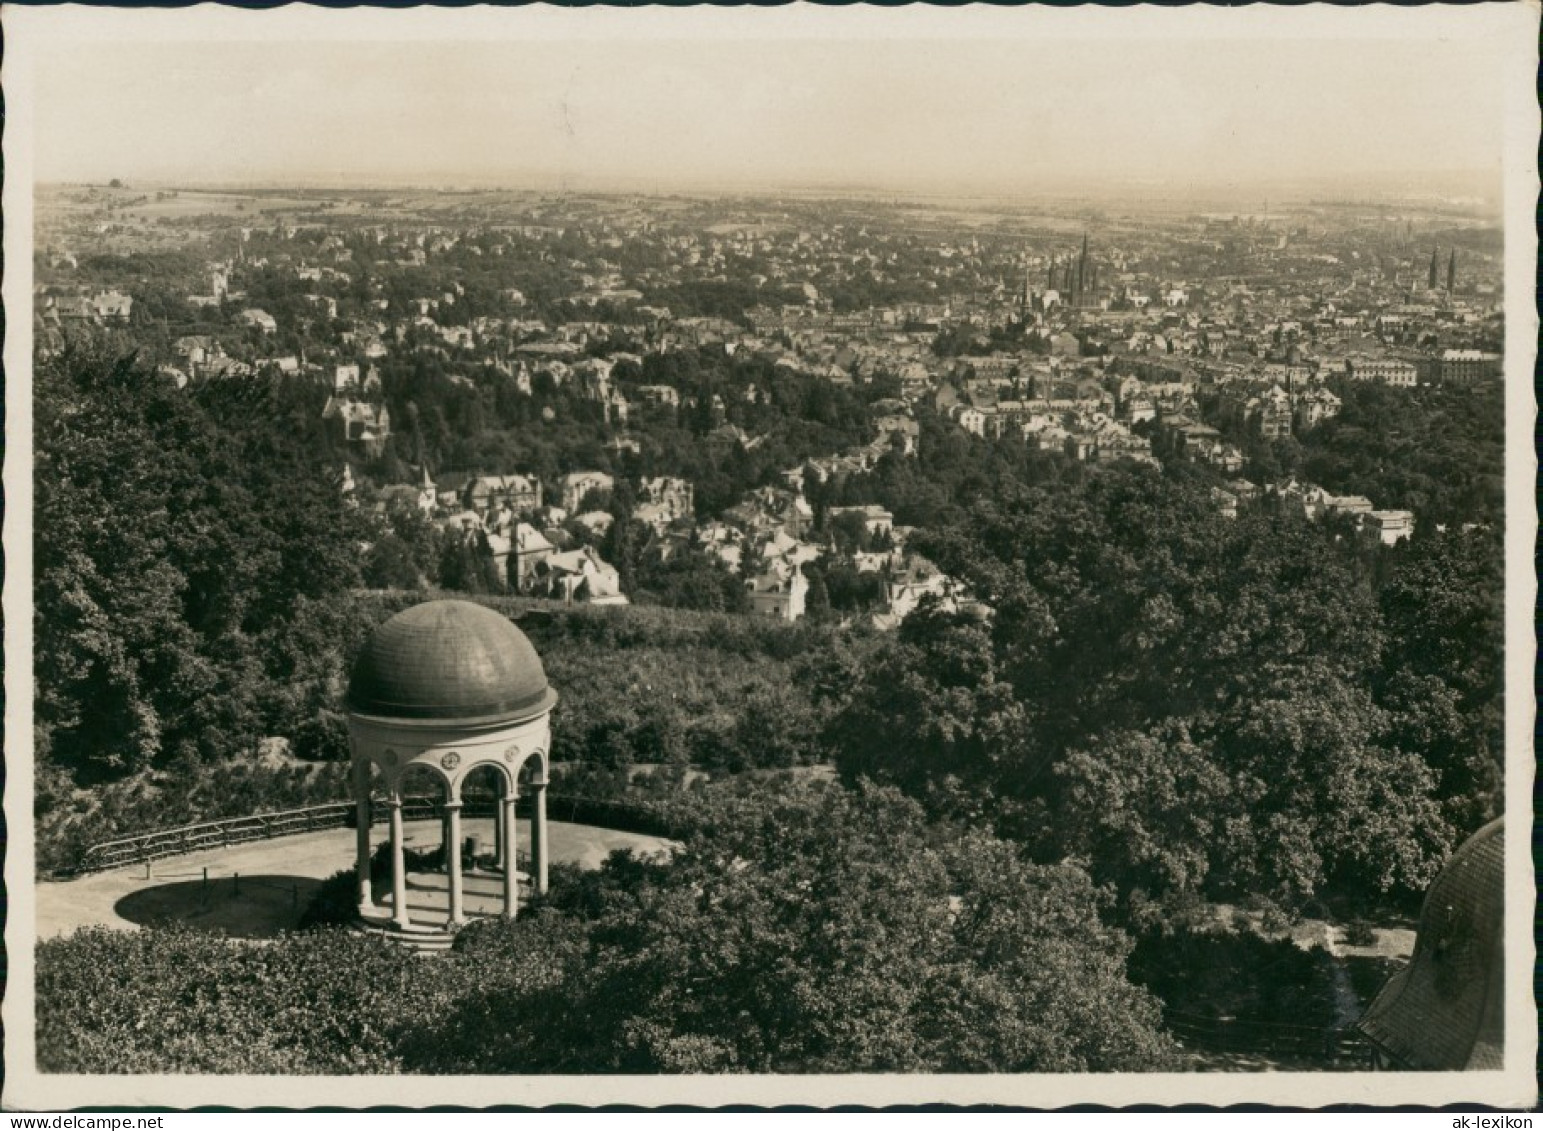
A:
[78, 803, 357, 874]
[76, 792, 676, 875]
[77, 798, 457, 874]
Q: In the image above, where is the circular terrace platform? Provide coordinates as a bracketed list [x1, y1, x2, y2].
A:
[37, 818, 671, 941]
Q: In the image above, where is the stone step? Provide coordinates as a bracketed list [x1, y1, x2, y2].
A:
[354, 919, 458, 952]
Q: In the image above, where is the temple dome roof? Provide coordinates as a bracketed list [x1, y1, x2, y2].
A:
[347, 599, 556, 725]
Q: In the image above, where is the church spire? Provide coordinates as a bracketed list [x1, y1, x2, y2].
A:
[1447, 249, 1456, 293]
[1428, 246, 1439, 291]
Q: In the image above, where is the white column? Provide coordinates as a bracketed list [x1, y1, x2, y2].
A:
[493, 793, 502, 860]
[389, 798, 411, 929]
[354, 763, 373, 912]
[531, 780, 549, 896]
[502, 790, 519, 919]
[446, 801, 465, 925]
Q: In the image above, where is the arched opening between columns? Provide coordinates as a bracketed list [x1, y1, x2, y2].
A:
[460, 761, 521, 920]
[516, 750, 550, 904]
[390, 762, 453, 929]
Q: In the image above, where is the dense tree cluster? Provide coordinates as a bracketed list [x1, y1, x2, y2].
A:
[32, 570, 859, 874]
[358, 345, 884, 521]
[1296, 380, 1505, 529]
[33, 345, 369, 783]
[932, 318, 1049, 360]
[825, 407, 1084, 528]
[824, 464, 1502, 918]
[506, 598, 855, 777]
[1222, 380, 1505, 530]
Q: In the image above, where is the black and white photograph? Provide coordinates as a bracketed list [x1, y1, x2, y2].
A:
[2, 2, 1536, 1111]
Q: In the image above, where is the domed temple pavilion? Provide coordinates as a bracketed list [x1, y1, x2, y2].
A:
[347, 599, 557, 944]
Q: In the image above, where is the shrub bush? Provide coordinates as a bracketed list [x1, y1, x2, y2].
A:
[1343, 919, 1378, 948]
[36, 926, 423, 1073]
[292, 709, 351, 762]
[297, 868, 362, 930]
[1127, 926, 1343, 1028]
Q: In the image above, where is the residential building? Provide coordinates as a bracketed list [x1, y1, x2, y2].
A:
[885, 560, 954, 621]
[827, 505, 895, 538]
[1440, 350, 1502, 385]
[535, 546, 628, 605]
[509, 523, 555, 591]
[322, 396, 391, 457]
[240, 308, 278, 333]
[1364, 509, 1416, 545]
[1348, 357, 1418, 387]
[747, 562, 808, 621]
[559, 470, 615, 513]
[1294, 387, 1342, 430]
[457, 474, 543, 517]
[636, 477, 695, 524]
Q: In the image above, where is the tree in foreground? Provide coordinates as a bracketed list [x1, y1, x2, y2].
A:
[428, 781, 1177, 1074]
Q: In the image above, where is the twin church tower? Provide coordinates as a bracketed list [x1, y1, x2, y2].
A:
[1023, 232, 1103, 311]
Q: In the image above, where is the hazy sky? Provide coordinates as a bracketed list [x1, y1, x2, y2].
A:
[33, 35, 1507, 194]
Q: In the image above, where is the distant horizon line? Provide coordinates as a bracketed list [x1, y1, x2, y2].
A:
[39, 169, 1502, 205]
